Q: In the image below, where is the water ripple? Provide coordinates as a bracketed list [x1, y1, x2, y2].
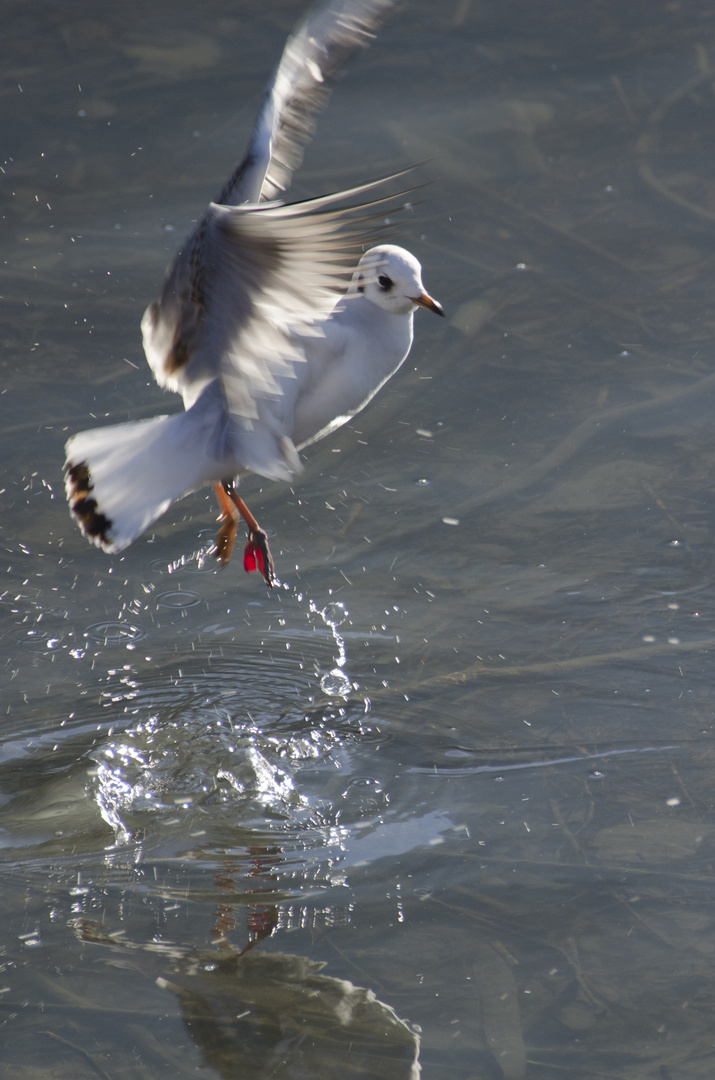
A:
[155, 589, 202, 609]
[84, 621, 146, 644]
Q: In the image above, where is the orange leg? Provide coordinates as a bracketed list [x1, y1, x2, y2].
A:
[213, 481, 275, 586]
[213, 483, 239, 567]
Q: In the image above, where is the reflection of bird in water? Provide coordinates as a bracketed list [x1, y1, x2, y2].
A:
[212, 848, 282, 952]
[73, 919, 421, 1079]
[64, 0, 443, 585]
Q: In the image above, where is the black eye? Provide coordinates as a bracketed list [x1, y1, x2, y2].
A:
[378, 274, 393, 291]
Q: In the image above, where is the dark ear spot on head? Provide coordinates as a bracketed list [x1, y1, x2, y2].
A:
[356, 274, 364, 294]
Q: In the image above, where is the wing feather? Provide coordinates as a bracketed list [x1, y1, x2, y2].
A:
[209, 178, 410, 428]
[141, 172, 411, 402]
[218, 0, 400, 206]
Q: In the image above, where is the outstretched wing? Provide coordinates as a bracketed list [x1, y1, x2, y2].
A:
[141, 0, 400, 401]
[218, 0, 400, 206]
[208, 178, 409, 480]
[141, 171, 408, 398]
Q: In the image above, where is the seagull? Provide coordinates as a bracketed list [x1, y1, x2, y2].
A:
[64, 0, 443, 586]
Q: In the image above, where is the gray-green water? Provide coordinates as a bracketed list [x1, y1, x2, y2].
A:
[3, 1, 715, 1077]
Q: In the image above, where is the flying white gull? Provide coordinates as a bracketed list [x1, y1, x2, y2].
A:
[64, 0, 443, 585]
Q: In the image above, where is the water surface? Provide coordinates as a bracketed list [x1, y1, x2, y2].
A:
[3, 1, 715, 1077]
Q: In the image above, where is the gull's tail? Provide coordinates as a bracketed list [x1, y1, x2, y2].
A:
[64, 399, 228, 554]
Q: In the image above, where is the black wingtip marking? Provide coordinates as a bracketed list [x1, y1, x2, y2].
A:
[65, 460, 114, 546]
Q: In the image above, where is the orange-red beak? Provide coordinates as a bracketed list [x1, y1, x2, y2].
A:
[412, 291, 445, 317]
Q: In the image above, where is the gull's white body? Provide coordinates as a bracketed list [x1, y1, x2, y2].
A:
[65, 0, 442, 556]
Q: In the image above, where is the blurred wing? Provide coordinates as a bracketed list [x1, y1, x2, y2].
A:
[141, 219, 212, 397]
[141, 0, 400, 399]
[207, 179, 407, 479]
[219, 0, 400, 206]
[141, 166, 412, 410]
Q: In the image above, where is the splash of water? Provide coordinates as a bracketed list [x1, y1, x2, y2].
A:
[308, 598, 352, 699]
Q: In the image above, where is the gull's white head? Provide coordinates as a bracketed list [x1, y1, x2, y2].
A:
[353, 244, 444, 318]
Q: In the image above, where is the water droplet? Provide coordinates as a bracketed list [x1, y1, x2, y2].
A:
[320, 669, 351, 698]
[321, 601, 348, 627]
